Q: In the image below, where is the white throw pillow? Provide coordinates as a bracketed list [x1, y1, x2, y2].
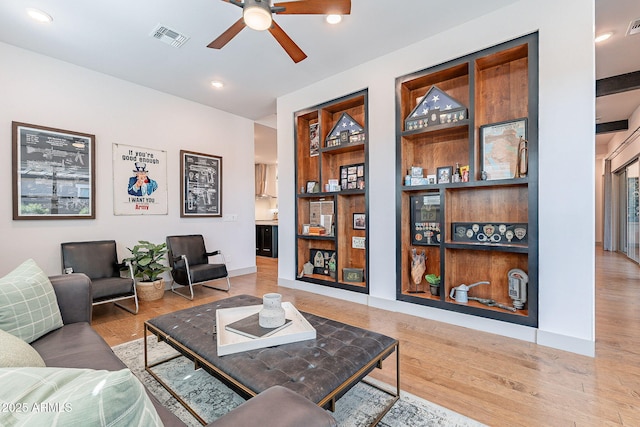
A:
[0, 329, 45, 367]
[0, 259, 63, 343]
[0, 367, 164, 427]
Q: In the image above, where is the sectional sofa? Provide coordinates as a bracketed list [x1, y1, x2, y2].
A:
[0, 261, 336, 427]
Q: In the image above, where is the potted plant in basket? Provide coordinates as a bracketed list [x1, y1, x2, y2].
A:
[425, 274, 441, 296]
[125, 240, 171, 301]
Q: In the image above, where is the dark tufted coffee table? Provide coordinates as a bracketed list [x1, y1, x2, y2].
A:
[144, 294, 399, 425]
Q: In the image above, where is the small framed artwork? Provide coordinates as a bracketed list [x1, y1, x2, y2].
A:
[353, 213, 366, 230]
[437, 166, 452, 184]
[426, 174, 437, 185]
[480, 118, 527, 180]
[12, 122, 95, 220]
[180, 150, 222, 217]
[309, 122, 319, 157]
[352, 236, 366, 249]
[306, 181, 319, 193]
[302, 224, 310, 235]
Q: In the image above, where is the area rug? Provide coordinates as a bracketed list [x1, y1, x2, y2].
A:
[113, 337, 485, 427]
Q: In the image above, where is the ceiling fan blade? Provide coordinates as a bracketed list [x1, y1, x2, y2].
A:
[207, 18, 246, 49]
[268, 21, 307, 63]
[273, 0, 351, 15]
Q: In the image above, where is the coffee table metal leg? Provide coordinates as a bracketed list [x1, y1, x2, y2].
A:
[143, 323, 208, 425]
[360, 341, 400, 426]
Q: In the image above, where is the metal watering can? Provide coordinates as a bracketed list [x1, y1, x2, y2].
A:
[449, 281, 490, 303]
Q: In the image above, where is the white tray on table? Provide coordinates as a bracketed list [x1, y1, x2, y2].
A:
[215, 302, 316, 356]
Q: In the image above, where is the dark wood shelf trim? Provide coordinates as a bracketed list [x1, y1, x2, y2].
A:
[444, 242, 529, 253]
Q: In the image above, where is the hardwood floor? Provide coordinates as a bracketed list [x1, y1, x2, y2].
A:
[93, 247, 640, 426]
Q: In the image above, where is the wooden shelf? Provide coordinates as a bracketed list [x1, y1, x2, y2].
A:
[320, 142, 365, 155]
[395, 33, 538, 327]
[294, 89, 369, 294]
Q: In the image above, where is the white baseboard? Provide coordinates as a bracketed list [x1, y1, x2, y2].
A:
[278, 280, 595, 357]
[536, 330, 595, 357]
[368, 296, 537, 343]
[279, 278, 369, 305]
[229, 266, 257, 277]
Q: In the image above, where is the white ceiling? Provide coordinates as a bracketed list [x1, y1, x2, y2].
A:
[0, 0, 520, 121]
[0, 1, 638, 157]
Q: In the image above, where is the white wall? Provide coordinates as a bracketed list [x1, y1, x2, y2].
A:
[277, 0, 595, 356]
[0, 42, 256, 278]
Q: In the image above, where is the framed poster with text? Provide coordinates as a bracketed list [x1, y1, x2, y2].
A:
[181, 150, 222, 217]
[112, 144, 167, 215]
[12, 122, 95, 220]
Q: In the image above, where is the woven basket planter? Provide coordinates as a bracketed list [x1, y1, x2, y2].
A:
[136, 278, 165, 301]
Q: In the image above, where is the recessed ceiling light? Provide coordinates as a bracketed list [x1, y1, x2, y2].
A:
[595, 32, 613, 43]
[211, 81, 224, 89]
[26, 8, 53, 23]
[326, 14, 342, 25]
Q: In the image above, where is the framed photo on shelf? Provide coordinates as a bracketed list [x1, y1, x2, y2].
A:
[180, 150, 222, 217]
[480, 118, 527, 180]
[436, 166, 452, 184]
[306, 181, 319, 193]
[353, 213, 366, 230]
[340, 162, 365, 190]
[12, 121, 95, 220]
[309, 122, 319, 157]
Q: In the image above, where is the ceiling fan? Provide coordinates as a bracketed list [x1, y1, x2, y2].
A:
[207, 0, 351, 63]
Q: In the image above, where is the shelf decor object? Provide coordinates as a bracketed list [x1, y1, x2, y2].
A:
[325, 112, 365, 148]
[404, 85, 468, 132]
[395, 32, 538, 327]
[451, 222, 528, 245]
[410, 194, 441, 246]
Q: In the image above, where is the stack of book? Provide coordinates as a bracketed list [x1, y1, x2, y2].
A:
[308, 225, 326, 236]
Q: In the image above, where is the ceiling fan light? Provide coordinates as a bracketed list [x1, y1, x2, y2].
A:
[244, 6, 272, 31]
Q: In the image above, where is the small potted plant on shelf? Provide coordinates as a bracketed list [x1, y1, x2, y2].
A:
[425, 274, 441, 296]
[125, 240, 171, 301]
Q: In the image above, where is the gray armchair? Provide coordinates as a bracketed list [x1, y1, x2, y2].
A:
[166, 234, 230, 300]
[60, 240, 138, 314]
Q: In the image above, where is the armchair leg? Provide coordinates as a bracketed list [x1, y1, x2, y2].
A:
[202, 276, 231, 292]
[170, 280, 194, 301]
[115, 298, 139, 314]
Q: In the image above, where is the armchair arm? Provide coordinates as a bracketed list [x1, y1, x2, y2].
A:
[48, 273, 92, 324]
[208, 386, 336, 427]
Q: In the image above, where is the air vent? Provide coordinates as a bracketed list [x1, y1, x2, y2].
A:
[627, 18, 640, 36]
[150, 24, 190, 48]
